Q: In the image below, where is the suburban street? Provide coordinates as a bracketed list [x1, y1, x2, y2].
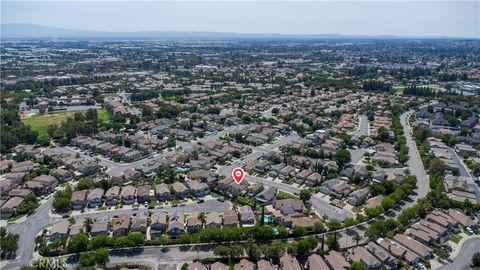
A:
[349, 115, 369, 137]
[400, 110, 431, 200]
[217, 132, 355, 221]
[438, 237, 480, 270]
[1, 197, 58, 270]
[0, 198, 230, 270]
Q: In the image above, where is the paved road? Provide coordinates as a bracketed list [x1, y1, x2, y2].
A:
[71, 199, 230, 220]
[55, 124, 248, 175]
[400, 110, 430, 199]
[0, 199, 229, 270]
[449, 148, 472, 178]
[349, 148, 366, 164]
[217, 133, 355, 221]
[2, 197, 58, 270]
[104, 244, 217, 270]
[349, 115, 369, 137]
[438, 237, 480, 270]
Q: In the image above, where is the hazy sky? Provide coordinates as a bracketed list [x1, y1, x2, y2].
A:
[2, 1, 479, 37]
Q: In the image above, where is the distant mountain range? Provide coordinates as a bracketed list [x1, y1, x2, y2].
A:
[0, 23, 468, 40]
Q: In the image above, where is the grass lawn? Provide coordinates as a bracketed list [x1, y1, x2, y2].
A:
[7, 214, 26, 224]
[236, 196, 254, 207]
[22, 109, 110, 139]
[277, 191, 298, 200]
[97, 109, 110, 122]
[450, 233, 462, 244]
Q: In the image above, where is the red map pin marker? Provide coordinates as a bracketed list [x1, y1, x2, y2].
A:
[232, 167, 245, 184]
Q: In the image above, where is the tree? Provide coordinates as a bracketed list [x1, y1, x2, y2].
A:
[246, 241, 262, 262]
[365, 206, 384, 218]
[52, 195, 71, 213]
[299, 189, 312, 204]
[349, 261, 368, 270]
[84, 218, 93, 233]
[353, 232, 361, 247]
[213, 245, 230, 258]
[0, 229, 19, 258]
[313, 221, 326, 233]
[327, 219, 342, 231]
[179, 232, 192, 244]
[334, 149, 351, 168]
[85, 109, 98, 121]
[276, 226, 289, 238]
[94, 248, 109, 267]
[326, 233, 340, 250]
[198, 212, 206, 225]
[377, 127, 390, 142]
[230, 244, 244, 259]
[292, 226, 307, 237]
[429, 158, 445, 174]
[472, 252, 480, 267]
[67, 232, 89, 253]
[264, 241, 286, 262]
[343, 217, 357, 228]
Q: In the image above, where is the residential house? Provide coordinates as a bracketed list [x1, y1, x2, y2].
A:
[150, 212, 168, 235]
[188, 262, 207, 270]
[8, 189, 32, 198]
[347, 188, 370, 206]
[278, 165, 296, 180]
[91, 219, 109, 236]
[172, 182, 190, 199]
[168, 212, 185, 238]
[257, 260, 278, 270]
[49, 221, 69, 242]
[235, 259, 255, 270]
[256, 187, 277, 204]
[349, 246, 381, 270]
[131, 212, 148, 233]
[0, 197, 24, 218]
[279, 253, 302, 270]
[112, 215, 130, 236]
[187, 180, 210, 197]
[211, 262, 229, 270]
[325, 250, 350, 270]
[105, 186, 121, 206]
[51, 168, 73, 182]
[155, 184, 171, 201]
[306, 254, 329, 270]
[87, 188, 104, 208]
[365, 242, 396, 270]
[120, 185, 136, 205]
[71, 190, 89, 210]
[187, 214, 202, 233]
[378, 238, 419, 265]
[223, 210, 240, 228]
[136, 185, 151, 203]
[305, 172, 322, 187]
[273, 199, 304, 215]
[205, 212, 222, 228]
[393, 234, 433, 259]
[238, 206, 255, 225]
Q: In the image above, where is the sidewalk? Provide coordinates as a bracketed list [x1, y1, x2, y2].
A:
[450, 234, 480, 259]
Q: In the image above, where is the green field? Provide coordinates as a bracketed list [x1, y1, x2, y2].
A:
[22, 109, 110, 139]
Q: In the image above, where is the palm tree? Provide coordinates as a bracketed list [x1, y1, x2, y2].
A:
[198, 211, 206, 226]
[353, 232, 361, 247]
[84, 218, 93, 233]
